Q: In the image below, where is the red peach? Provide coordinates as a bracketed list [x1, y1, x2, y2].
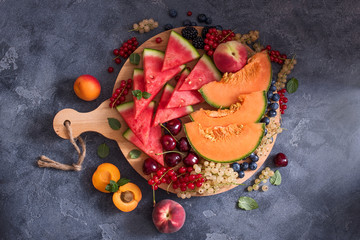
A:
[213, 41, 248, 73]
[152, 199, 186, 233]
[73, 74, 101, 101]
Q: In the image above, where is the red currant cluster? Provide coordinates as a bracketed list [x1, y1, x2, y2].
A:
[264, 45, 287, 64]
[108, 37, 139, 73]
[109, 79, 132, 108]
[204, 28, 235, 56]
[147, 166, 205, 192]
[278, 89, 288, 114]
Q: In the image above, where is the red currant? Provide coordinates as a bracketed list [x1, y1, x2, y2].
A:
[281, 104, 287, 110]
[115, 58, 121, 64]
[265, 45, 271, 50]
[171, 175, 177, 181]
[113, 49, 119, 55]
[187, 11, 192, 16]
[189, 175, 196, 181]
[180, 186, 187, 192]
[283, 97, 288, 103]
[155, 37, 162, 43]
[108, 67, 114, 73]
[207, 50, 214, 56]
[196, 181, 202, 187]
[161, 178, 167, 183]
[178, 167, 186, 174]
[148, 179, 154, 185]
[280, 109, 285, 114]
[172, 183, 179, 189]
[153, 185, 158, 190]
[187, 183, 195, 190]
[204, 45, 210, 51]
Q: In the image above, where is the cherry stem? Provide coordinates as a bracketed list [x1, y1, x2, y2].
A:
[155, 150, 185, 156]
[159, 123, 179, 142]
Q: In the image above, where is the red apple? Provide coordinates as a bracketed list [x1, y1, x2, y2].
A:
[152, 199, 186, 233]
[213, 41, 248, 73]
[73, 74, 101, 101]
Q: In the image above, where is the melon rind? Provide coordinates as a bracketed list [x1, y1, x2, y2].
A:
[184, 122, 265, 163]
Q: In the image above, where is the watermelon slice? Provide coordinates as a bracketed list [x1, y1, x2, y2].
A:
[116, 101, 154, 144]
[123, 127, 164, 166]
[153, 84, 193, 126]
[132, 68, 145, 115]
[178, 54, 221, 91]
[165, 68, 204, 108]
[134, 49, 184, 118]
[161, 31, 200, 72]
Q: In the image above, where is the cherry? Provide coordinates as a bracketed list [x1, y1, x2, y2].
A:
[164, 152, 182, 167]
[165, 119, 182, 136]
[142, 158, 159, 175]
[177, 137, 190, 152]
[274, 153, 288, 167]
[183, 152, 199, 166]
[160, 135, 177, 151]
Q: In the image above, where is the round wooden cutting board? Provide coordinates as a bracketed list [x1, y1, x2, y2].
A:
[53, 27, 280, 196]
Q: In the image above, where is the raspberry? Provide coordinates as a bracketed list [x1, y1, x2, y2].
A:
[192, 36, 205, 49]
[181, 26, 198, 40]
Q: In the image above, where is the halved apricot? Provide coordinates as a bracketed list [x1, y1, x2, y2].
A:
[112, 183, 142, 212]
[92, 163, 120, 193]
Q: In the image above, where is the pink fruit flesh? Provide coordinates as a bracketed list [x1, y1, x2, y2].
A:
[213, 41, 248, 73]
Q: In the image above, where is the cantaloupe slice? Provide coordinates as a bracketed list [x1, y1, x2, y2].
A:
[200, 51, 272, 108]
[184, 122, 265, 163]
[190, 91, 267, 127]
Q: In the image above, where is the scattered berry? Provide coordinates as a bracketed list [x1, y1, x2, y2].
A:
[238, 170, 245, 178]
[274, 153, 288, 167]
[249, 162, 257, 170]
[164, 24, 173, 30]
[132, 19, 158, 33]
[169, 9, 177, 18]
[232, 163, 241, 172]
[249, 153, 259, 162]
[205, 17, 212, 24]
[182, 20, 191, 26]
[240, 162, 249, 171]
[155, 37, 162, 43]
[108, 67, 114, 73]
[197, 14, 207, 23]
[187, 11, 192, 16]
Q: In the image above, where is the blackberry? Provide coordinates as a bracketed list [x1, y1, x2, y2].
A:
[197, 14, 207, 23]
[201, 26, 215, 38]
[164, 24, 173, 30]
[192, 36, 205, 49]
[181, 26, 198, 40]
[182, 20, 191, 26]
[169, 9, 177, 18]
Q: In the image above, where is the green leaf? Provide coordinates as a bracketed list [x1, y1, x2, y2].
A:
[107, 118, 121, 130]
[286, 77, 299, 94]
[129, 149, 141, 159]
[270, 170, 282, 186]
[105, 180, 119, 192]
[142, 91, 151, 99]
[130, 53, 140, 65]
[132, 90, 142, 100]
[238, 196, 259, 211]
[97, 143, 109, 159]
[117, 178, 131, 186]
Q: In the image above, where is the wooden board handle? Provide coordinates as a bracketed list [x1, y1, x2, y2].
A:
[53, 100, 123, 142]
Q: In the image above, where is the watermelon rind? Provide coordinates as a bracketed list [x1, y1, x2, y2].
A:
[200, 54, 222, 81]
[143, 48, 164, 59]
[184, 123, 265, 163]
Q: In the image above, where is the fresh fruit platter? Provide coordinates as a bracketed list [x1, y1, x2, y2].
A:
[53, 26, 285, 198]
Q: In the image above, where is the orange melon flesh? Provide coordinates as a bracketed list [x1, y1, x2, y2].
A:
[199, 51, 271, 108]
[190, 91, 267, 127]
[184, 122, 265, 163]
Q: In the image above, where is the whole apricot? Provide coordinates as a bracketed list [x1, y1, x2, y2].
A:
[73, 74, 101, 101]
[92, 163, 120, 193]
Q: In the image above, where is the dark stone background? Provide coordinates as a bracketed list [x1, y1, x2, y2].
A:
[1, 0, 359, 239]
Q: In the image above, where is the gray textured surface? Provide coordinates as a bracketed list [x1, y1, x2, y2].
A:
[1, 0, 360, 239]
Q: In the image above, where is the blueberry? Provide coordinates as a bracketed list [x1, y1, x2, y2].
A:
[249, 153, 259, 162]
[232, 163, 241, 172]
[249, 162, 257, 170]
[272, 93, 280, 101]
[169, 9, 177, 18]
[164, 24, 173, 30]
[238, 170, 245, 178]
[268, 110, 277, 118]
[269, 85, 276, 92]
[240, 162, 249, 171]
[215, 25, 223, 30]
[205, 17, 212, 24]
[267, 91, 273, 100]
[264, 128, 268, 135]
[182, 20, 191, 26]
[197, 14, 207, 22]
[261, 117, 270, 125]
[191, 21, 197, 26]
[269, 102, 279, 110]
[271, 79, 276, 85]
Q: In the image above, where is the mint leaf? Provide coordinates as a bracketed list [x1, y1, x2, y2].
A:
[270, 170, 282, 185]
[107, 118, 121, 130]
[117, 178, 131, 186]
[97, 143, 109, 159]
[142, 91, 151, 99]
[238, 196, 259, 211]
[130, 53, 140, 65]
[105, 180, 119, 192]
[129, 149, 141, 159]
[286, 78, 299, 94]
[132, 90, 142, 100]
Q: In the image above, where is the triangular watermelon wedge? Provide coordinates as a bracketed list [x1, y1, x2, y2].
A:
[132, 68, 145, 115]
[178, 54, 222, 91]
[161, 31, 200, 72]
[165, 68, 204, 108]
[134, 49, 184, 118]
[123, 127, 164, 166]
[116, 101, 154, 144]
[153, 84, 193, 126]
